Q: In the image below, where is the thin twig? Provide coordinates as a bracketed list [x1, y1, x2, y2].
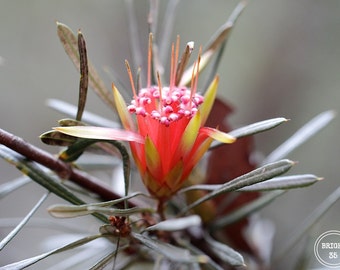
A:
[0, 128, 134, 207]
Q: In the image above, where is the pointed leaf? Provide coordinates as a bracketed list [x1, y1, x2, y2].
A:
[40, 130, 77, 146]
[56, 22, 116, 110]
[179, 2, 246, 86]
[46, 99, 121, 128]
[76, 31, 89, 121]
[180, 159, 294, 214]
[0, 193, 49, 251]
[210, 117, 288, 149]
[54, 126, 144, 144]
[131, 232, 209, 264]
[144, 215, 201, 232]
[0, 176, 31, 199]
[0, 234, 103, 270]
[87, 206, 154, 216]
[175, 41, 195, 85]
[212, 190, 286, 229]
[263, 110, 336, 164]
[275, 186, 340, 260]
[49, 192, 151, 218]
[0, 146, 107, 223]
[204, 233, 245, 266]
[239, 174, 322, 192]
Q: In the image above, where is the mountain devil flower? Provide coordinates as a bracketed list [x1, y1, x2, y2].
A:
[55, 35, 235, 202]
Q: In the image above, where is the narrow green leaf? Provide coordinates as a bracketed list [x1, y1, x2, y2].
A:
[0, 146, 107, 223]
[49, 205, 153, 219]
[0, 193, 49, 251]
[56, 22, 116, 110]
[179, 2, 246, 86]
[175, 41, 194, 85]
[262, 110, 336, 164]
[90, 251, 139, 270]
[48, 193, 150, 218]
[46, 99, 121, 128]
[87, 206, 154, 216]
[131, 232, 209, 264]
[203, 1, 247, 91]
[211, 190, 285, 229]
[210, 117, 288, 149]
[0, 234, 103, 270]
[124, 0, 144, 80]
[76, 30, 89, 121]
[40, 130, 77, 146]
[204, 232, 245, 266]
[180, 174, 319, 193]
[0, 176, 31, 199]
[144, 215, 201, 232]
[239, 174, 321, 192]
[275, 186, 340, 261]
[180, 159, 294, 215]
[57, 138, 131, 208]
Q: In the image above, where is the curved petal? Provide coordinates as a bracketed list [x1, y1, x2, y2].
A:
[112, 84, 136, 131]
[54, 126, 144, 144]
[145, 135, 161, 177]
[179, 111, 202, 154]
[200, 76, 218, 126]
[200, 127, 235, 143]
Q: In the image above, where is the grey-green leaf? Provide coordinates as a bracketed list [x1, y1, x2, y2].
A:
[0, 234, 103, 270]
[239, 174, 321, 192]
[180, 159, 294, 215]
[46, 99, 120, 128]
[262, 110, 336, 164]
[144, 215, 201, 232]
[0, 193, 49, 251]
[210, 117, 288, 149]
[211, 190, 285, 229]
[56, 22, 116, 110]
[0, 176, 31, 199]
[48, 192, 148, 218]
[179, 2, 246, 86]
[204, 233, 245, 266]
[131, 232, 209, 264]
[275, 186, 340, 260]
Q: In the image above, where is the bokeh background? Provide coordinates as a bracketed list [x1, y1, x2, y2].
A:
[1, 1, 339, 269]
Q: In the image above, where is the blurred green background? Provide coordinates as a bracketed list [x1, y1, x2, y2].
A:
[1, 1, 339, 269]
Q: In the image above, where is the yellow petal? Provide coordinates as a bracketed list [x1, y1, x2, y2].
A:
[200, 76, 218, 126]
[145, 136, 161, 175]
[112, 84, 135, 131]
[200, 127, 236, 143]
[179, 111, 201, 154]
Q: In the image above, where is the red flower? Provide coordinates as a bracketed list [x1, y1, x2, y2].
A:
[55, 36, 235, 201]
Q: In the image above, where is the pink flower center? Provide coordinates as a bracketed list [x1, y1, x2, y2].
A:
[127, 86, 204, 126]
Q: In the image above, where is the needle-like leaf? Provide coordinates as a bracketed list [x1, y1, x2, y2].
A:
[179, 159, 294, 215]
[56, 22, 116, 110]
[262, 110, 336, 164]
[0, 234, 104, 270]
[0, 193, 49, 251]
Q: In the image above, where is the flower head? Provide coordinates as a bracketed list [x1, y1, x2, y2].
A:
[55, 35, 235, 201]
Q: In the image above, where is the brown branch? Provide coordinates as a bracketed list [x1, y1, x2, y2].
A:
[0, 128, 134, 207]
